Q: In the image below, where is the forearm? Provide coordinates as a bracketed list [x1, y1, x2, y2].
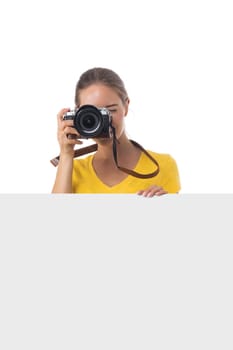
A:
[52, 154, 74, 193]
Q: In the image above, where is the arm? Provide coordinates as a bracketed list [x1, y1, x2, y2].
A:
[52, 108, 82, 193]
[52, 153, 74, 193]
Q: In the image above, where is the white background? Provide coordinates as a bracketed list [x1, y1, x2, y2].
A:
[0, 0, 232, 193]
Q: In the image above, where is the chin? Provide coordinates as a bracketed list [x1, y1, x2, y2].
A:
[94, 137, 113, 145]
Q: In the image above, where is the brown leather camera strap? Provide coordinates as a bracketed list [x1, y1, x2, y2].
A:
[50, 139, 159, 178]
[113, 140, 160, 179]
[50, 144, 97, 167]
[111, 126, 160, 178]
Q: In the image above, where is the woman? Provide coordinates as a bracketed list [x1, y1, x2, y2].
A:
[52, 67, 181, 197]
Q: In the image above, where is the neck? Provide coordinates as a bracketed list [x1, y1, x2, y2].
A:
[95, 134, 133, 161]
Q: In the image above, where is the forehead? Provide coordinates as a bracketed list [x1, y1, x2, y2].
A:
[79, 84, 120, 107]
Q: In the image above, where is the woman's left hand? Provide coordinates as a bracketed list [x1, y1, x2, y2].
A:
[137, 185, 168, 197]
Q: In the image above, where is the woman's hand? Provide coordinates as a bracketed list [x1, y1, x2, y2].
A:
[57, 108, 83, 156]
[137, 185, 168, 197]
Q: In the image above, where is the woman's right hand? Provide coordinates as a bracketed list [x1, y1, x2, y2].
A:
[57, 108, 83, 156]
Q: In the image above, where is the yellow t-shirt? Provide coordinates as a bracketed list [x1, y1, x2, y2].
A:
[72, 150, 181, 193]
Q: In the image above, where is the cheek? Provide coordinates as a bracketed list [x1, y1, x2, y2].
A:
[112, 117, 124, 131]
[112, 111, 125, 125]
[111, 114, 125, 138]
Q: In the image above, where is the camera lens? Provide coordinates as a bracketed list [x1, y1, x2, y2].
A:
[80, 113, 99, 131]
[74, 105, 103, 137]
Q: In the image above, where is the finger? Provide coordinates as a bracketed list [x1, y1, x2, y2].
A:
[137, 185, 159, 196]
[66, 138, 83, 146]
[137, 190, 144, 196]
[59, 119, 74, 129]
[57, 108, 70, 122]
[58, 130, 82, 144]
[66, 134, 83, 145]
[58, 128, 82, 146]
[137, 186, 167, 197]
[155, 189, 168, 196]
[64, 126, 79, 137]
[148, 188, 168, 197]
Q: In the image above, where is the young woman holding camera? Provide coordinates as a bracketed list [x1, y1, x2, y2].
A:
[51, 67, 181, 196]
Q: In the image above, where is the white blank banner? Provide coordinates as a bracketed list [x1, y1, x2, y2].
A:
[0, 194, 232, 349]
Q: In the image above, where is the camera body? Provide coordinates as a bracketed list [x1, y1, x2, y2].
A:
[63, 104, 113, 139]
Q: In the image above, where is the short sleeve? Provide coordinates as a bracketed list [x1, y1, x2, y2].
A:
[162, 155, 181, 193]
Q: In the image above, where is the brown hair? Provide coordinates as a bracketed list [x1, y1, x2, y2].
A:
[75, 67, 129, 106]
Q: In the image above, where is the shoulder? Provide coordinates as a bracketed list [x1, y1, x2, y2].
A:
[145, 150, 178, 166]
[145, 150, 181, 192]
[144, 149, 180, 181]
[137, 148, 180, 178]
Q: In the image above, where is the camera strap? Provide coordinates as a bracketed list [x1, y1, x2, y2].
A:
[50, 144, 98, 167]
[50, 132, 160, 178]
[111, 128, 160, 179]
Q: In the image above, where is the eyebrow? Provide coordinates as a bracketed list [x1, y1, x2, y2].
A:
[105, 103, 118, 108]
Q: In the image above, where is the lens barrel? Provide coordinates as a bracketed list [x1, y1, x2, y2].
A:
[73, 105, 111, 138]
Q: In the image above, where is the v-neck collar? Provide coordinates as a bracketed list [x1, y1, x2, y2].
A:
[89, 152, 143, 189]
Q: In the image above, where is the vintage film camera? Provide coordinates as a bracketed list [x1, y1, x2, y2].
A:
[63, 104, 113, 138]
